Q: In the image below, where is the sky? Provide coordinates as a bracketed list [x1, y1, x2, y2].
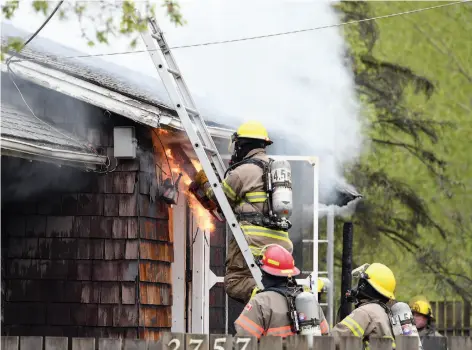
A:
[5, 0, 364, 200]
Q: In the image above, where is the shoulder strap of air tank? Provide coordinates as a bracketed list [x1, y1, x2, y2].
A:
[258, 286, 287, 298]
[360, 300, 393, 316]
[224, 157, 269, 177]
[361, 300, 396, 338]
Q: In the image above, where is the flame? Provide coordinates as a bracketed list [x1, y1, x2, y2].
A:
[191, 158, 202, 172]
[152, 130, 214, 232]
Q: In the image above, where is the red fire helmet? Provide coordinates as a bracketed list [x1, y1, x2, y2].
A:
[260, 244, 300, 277]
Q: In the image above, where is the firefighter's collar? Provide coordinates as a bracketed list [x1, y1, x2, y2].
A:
[244, 148, 266, 159]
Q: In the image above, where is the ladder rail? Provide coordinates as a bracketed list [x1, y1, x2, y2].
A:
[138, 15, 263, 289]
[146, 21, 226, 179]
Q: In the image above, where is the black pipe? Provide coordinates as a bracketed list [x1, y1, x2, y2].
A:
[340, 222, 354, 321]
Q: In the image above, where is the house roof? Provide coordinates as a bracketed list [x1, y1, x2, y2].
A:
[0, 103, 107, 168]
[1, 23, 234, 138]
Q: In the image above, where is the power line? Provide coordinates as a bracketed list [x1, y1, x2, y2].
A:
[6, 0, 64, 64]
[9, 0, 469, 62]
[5, 0, 109, 168]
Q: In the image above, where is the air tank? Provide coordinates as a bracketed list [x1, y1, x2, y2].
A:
[390, 302, 424, 350]
[270, 159, 293, 223]
[295, 291, 322, 336]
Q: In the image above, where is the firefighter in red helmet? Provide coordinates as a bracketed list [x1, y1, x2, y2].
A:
[234, 244, 329, 339]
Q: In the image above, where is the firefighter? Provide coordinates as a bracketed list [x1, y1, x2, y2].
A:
[409, 296, 444, 340]
[318, 277, 331, 301]
[194, 121, 294, 303]
[331, 263, 396, 349]
[234, 244, 329, 339]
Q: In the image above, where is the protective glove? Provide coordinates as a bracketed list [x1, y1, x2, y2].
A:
[194, 169, 209, 186]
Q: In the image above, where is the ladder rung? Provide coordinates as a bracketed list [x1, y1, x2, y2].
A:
[301, 271, 328, 275]
[203, 146, 217, 155]
[185, 106, 199, 115]
[320, 303, 328, 306]
[168, 68, 181, 77]
[302, 239, 328, 243]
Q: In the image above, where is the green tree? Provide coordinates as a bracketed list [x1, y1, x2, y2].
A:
[337, 1, 472, 302]
[1, 0, 185, 58]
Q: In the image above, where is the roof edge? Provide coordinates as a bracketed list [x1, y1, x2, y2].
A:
[0, 137, 107, 168]
[2, 55, 233, 139]
[159, 112, 234, 139]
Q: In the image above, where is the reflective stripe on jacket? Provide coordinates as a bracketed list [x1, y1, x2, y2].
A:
[332, 302, 395, 350]
[242, 225, 293, 256]
[235, 291, 329, 339]
[218, 149, 294, 303]
[207, 148, 271, 215]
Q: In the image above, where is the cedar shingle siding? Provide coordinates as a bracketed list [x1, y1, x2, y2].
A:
[1, 82, 172, 339]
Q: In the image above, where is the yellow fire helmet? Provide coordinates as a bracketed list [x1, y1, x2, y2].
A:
[409, 296, 434, 319]
[364, 263, 396, 300]
[236, 121, 272, 143]
[229, 121, 273, 152]
[317, 277, 331, 293]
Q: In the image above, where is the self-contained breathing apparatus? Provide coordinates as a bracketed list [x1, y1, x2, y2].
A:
[345, 264, 423, 350]
[261, 278, 323, 337]
[390, 302, 424, 350]
[225, 157, 293, 231]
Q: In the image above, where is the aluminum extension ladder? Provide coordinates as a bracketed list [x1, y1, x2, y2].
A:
[138, 16, 264, 290]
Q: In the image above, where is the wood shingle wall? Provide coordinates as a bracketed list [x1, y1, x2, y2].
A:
[1, 83, 173, 340]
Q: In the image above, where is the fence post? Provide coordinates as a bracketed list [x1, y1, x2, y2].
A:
[312, 336, 335, 350]
[98, 339, 122, 350]
[233, 336, 257, 350]
[369, 337, 393, 350]
[1, 336, 19, 350]
[421, 337, 447, 350]
[338, 336, 362, 350]
[161, 333, 186, 350]
[448, 336, 472, 350]
[285, 335, 308, 350]
[72, 338, 95, 350]
[259, 336, 282, 350]
[396, 336, 418, 350]
[123, 339, 148, 350]
[209, 335, 233, 350]
[147, 339, 163, 350]
[45, 337, 68, 350]
[20, 336, 43, 350]
[186, 334, 209, 350]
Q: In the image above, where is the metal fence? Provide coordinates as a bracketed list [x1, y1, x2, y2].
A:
[2, 334, 472, 350]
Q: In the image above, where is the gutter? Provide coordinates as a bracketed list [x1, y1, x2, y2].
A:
[0, 137, 107, 166]
[2, 55, 233, 139]
[159, 112, 234, 139]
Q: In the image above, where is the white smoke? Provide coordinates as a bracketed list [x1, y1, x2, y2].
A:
[148, 0, 364, 201]
[7, 0, 364, 201]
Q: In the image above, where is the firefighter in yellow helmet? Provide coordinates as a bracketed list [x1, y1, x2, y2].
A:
[235, 245, 329, 339]
[409, 296, 443, 340]
[317, 277, 331, 301]
[331, 263, 396, 349]
[193, 121, 294, 303]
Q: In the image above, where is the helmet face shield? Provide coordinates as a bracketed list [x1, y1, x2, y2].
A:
[228, 132, 238, 153]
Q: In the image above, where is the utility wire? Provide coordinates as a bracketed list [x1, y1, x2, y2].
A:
[7, 66, 102, 158]
[5, 0, 110, 170]
[6, 0, 64, 65]
[8, 0, 469, 62]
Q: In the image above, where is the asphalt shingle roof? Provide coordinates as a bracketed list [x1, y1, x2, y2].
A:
[1, 23, 229, 129]
[1, 104, 94, 153]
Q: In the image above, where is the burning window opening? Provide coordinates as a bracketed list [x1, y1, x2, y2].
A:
[152, 128, 215, 233]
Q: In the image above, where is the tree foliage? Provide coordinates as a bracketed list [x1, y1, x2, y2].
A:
[1, 0, 185, 59]
[337, 1, 471, 302]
